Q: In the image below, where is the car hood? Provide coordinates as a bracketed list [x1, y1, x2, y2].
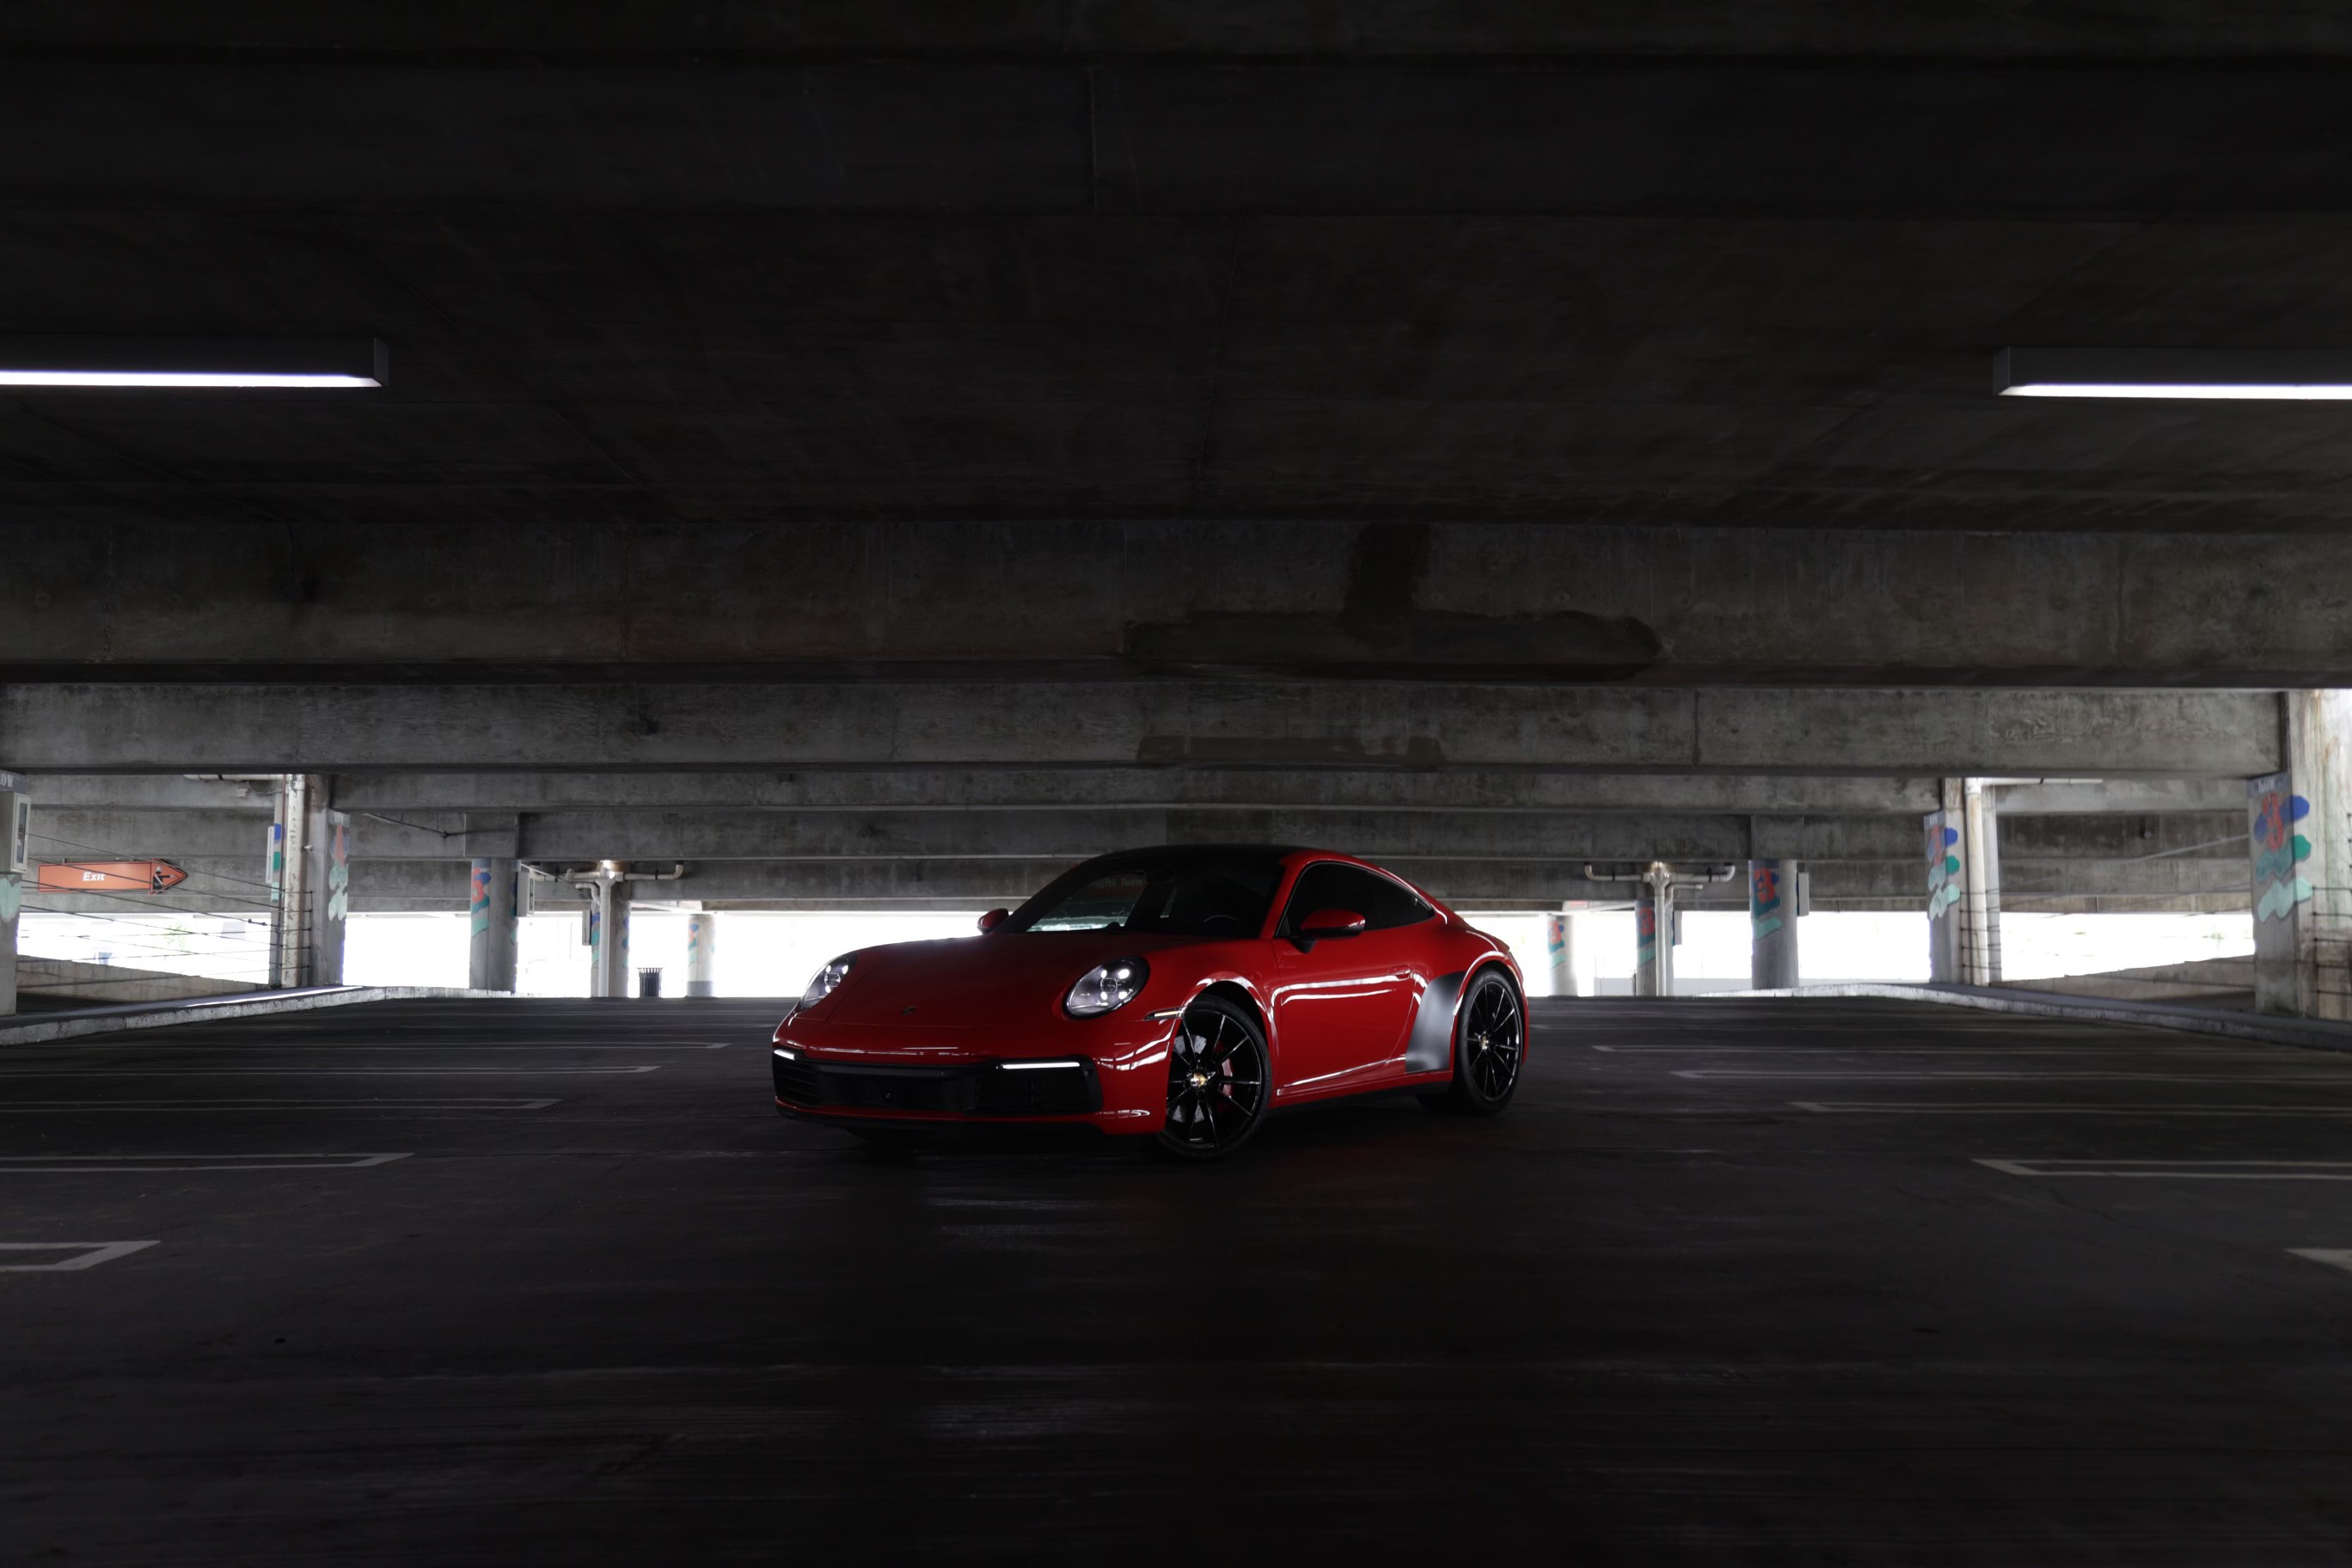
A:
[818, 931, 1213, 1026]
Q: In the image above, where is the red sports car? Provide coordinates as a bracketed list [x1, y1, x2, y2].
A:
[771, 845, 1526, 1158]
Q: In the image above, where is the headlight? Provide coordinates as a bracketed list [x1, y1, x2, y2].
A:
[1066, 958, 1148, 1017]
[800, 954, 855, 1009]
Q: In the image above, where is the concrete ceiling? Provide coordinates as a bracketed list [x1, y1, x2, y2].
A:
[2, 27, 2351, 544]
[0, 5, 2321, 911]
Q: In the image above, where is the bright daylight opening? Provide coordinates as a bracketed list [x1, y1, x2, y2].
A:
[15, 906, 2251, 1004]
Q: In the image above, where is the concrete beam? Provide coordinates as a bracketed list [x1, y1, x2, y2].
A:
[21, 769, 1954, 818]
[11, 524, 2352, 688]
[1996, 812, 2244, 859]
[31, 805, 2252, 870]
[46, 806, 1932, 864]
[0, 683, 2279, 775]
[1990, 778, 2251, 815]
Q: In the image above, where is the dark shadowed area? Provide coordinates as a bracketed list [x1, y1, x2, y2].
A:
[7, 996, 2352, 1563]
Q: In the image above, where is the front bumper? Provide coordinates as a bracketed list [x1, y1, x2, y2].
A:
[772, 1048, 1102, 1119]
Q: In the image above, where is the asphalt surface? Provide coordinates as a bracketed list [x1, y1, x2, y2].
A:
[8, 995, 2352, 1564]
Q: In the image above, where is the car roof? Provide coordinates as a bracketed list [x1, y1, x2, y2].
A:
[1063, 844, 1435, 892]
[1066, 843, 1302, 864]
[1065, 844, 1400, 872]
[1050, 845, 1457, 922]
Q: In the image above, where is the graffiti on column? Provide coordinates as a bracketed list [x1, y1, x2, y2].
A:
[2250, 773, 2315, 922]
[1925, 813, 1962, 917]
[325, 815, 350, 922]
[1750, 864, 1784, 940]
[470, 863, 493, 936]
[1635, 902, 1657, 970]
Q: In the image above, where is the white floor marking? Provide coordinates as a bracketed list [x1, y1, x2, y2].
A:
[0, 1153, 412, 1173]
[0, 1240, 158, 1271]
[0, 1066, 660, 1077]
[1591, 1044, 2278, 1057]
[2289, 1248, 2352, 1271]
[0, 1098, 557, 1112]
[1681, 1069, 2352, 1084]
[1796, 1101, 2352, 1118]
[46, 1042, 733, 1052]
[1980, 1158, 2352, 1180]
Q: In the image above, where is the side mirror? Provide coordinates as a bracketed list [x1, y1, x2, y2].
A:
[977, 908, 1010, 934]
[1295, 908, 1367, 946]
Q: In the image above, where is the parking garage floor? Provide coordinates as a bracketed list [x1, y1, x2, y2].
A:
[7, 995, 2352, 1564]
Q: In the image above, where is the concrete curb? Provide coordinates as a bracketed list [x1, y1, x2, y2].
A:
[0, 986, 505, 1046]
[1722, 981, 2352, 1054]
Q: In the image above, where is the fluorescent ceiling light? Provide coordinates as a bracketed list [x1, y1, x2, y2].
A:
[1997, 346, 2352, 401]
[0, 335, 388, 389]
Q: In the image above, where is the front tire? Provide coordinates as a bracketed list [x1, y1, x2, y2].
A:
[1424, 969, 1523, 1116]
[1155, 994, 1270, 1161]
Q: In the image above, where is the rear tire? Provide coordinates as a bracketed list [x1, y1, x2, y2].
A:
[1424, 969, 1523, 1116]
[1154, 994, 1270, 1161]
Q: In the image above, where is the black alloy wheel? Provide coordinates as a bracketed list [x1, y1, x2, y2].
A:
[1156, 994, 1269, 1160]
[1424, 969, 1523, 1115]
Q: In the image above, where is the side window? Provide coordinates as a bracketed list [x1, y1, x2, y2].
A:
[1358, 869, 1435, 930]
[1279, 863, 1434, 934]
[1277, 863, 1354, 937]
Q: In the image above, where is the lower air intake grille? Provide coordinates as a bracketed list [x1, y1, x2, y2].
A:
[973, 1065, 1095, 1116]
[770, 1053, 823, 1106]
[774, 1054, 1100, 1117]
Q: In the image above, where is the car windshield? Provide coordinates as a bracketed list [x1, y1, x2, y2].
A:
[1006, 848, 1288, 938]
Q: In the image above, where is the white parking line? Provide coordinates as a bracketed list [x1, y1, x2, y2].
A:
[1591, 1044, 2276, 1057]
[0, 1153, 412, 1173]
[0, 1099, 557, 1112]
[0, 1241, 158, 1271]
[1795, 1101, 2352, 1118]
[0, 1066, 661, 1077]
[1981, 1159, 2352, 1179]
[46, 1042, 734, 1052]
[1683, 1069, 2352, 1084]
[2289, 1248, 2352, 1271]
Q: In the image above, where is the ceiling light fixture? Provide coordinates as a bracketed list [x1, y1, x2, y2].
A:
[1997, 346, 2352, 401]
[0, 336, 388, 389]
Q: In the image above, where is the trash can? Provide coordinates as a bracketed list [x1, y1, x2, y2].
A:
[636, 967, 664, 999]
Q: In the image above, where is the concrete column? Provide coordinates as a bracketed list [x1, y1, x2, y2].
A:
[308, 803, 349, 985]
[0, 770, 22, 1014]
[469, 857, 519, 991]
[1925, 781, 1965, 983]
[2251, 690, 2352, 1018]
[1634, 866, 1675, 997]
[269, 776, 345, 987]
[0, 871, 18, 1015]
[268, 775, 301, 988]
[269, 778, 346, 989]
[1748, 858, 1799, 989]
[1544, 909, 1581, 998]
[1962, 779, 2002, 986]
[588, 872, 633, 998]
[686, 908, 717, 997]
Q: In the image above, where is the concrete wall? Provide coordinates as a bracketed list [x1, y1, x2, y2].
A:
[9, 524, 2352, 686]
[14, 956, 253, 1007]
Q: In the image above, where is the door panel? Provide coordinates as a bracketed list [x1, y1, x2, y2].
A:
[1268, 863, 1431, 1096]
